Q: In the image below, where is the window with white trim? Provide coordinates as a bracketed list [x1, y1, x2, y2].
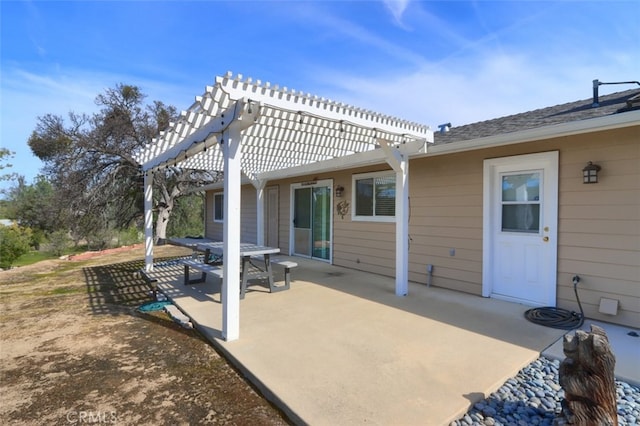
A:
[352, 171, 395, 222]
[213, 192, 223, 222]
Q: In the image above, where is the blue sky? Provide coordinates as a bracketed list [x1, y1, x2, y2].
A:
[1, 0, 638, 191]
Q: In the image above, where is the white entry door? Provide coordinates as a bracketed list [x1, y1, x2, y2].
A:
[483, 152, 559, 306]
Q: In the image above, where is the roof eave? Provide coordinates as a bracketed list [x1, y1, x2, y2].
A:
[257, 139, 429, 182]
[424, 109, 640, 157]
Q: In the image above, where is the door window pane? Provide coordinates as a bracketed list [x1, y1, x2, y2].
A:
[312, 187, 331, 260]
[501, 172, 541, 233]
[294, 188, 311, 229]
[293, 185, 331, 259]
[502, 174, 540, 202]
[502, 205, 540, 232]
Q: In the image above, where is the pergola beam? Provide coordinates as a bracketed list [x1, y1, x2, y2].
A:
[140, 98, 260, 173]
[256, 139, 427, 182]
[133, 72, 435, 341]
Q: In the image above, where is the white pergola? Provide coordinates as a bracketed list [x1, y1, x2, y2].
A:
[133, 72, 433, 340]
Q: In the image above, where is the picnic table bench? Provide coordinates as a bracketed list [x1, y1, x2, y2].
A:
[178, 244, 297, 298]
[250, 256, 297, 290]
[137, 268, 159, 298]
[179, 258, 223, 285]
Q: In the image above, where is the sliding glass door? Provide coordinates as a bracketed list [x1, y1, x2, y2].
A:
[292, 180, 332, 261]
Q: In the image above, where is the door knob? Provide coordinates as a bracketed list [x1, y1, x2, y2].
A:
[543, 236, 549, 242]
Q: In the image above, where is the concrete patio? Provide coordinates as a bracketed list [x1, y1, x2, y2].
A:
[147, 253, 637, 425]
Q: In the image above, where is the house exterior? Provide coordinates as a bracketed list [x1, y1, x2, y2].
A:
[202, 88, 639, 329]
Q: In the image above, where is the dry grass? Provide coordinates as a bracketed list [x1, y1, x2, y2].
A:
[0, 245, 290, 425]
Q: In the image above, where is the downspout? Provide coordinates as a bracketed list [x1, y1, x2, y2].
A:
[426, 264, 433, 287]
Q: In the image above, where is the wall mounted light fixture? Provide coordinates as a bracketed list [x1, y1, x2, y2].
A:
[335, 185, 345, 198]
[582, 161, 601, 184]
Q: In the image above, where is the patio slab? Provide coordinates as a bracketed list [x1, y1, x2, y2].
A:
[150, 257, 587, 425]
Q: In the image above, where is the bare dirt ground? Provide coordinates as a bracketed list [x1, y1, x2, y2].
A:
[0, 245, 290, 425]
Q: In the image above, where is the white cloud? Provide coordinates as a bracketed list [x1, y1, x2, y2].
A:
[1, 68, 100, 188]
[0, 65, 190, 191]
[298, 4, 428, 68]
[315, 47, 638, 130]
[305, 1, 639, 128]
[383, 0, 411, 26]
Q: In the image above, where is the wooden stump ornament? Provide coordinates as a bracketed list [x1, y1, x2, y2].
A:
[555, 324, 617, 425]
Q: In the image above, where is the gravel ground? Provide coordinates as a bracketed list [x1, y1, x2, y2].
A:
[451, 356, 640, 426]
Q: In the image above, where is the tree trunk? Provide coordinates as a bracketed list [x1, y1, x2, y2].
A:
[555, 324, 617, 425]
[154, 204, 172, 243]
[153, 182, 181, 244]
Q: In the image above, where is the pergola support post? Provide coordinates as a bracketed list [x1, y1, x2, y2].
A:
[395, 158, 409, 296]
[378, 139, 410, 296]
[144, 170, 154, 272]
[250, 177, 267, 246]
[222, 126, 242, 341]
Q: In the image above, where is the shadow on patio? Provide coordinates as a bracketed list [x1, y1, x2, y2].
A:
[81, 255, 213, 341]
[83, 256, 181, 315]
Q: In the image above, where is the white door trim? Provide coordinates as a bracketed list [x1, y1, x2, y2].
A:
[482, 151, 559, 305]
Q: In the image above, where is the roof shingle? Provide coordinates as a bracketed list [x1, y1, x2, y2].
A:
[434, 89, 640, 145]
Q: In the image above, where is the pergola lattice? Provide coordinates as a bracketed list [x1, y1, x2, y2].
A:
[134, 72, 434, 340]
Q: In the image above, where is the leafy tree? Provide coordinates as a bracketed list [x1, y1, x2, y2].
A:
[167, 193, 205, 238]
[116, 225, 142, 246]
[0, 224, 32, 269]
[0, 149, 21, 211]
[0, 148, 19, 184]
[3, 176, 60, 244]
[27, 84, 219, 244]
[47, 229, 71, 257]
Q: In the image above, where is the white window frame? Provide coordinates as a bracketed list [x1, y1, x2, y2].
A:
[351, 171, 396, 223]
[213, 192, 224, 223]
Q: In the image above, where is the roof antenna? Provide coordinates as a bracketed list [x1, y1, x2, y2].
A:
[592, 79, 640, 108]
